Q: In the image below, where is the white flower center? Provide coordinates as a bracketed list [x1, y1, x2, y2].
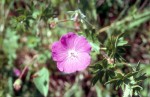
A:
[68, 50, 78, 59]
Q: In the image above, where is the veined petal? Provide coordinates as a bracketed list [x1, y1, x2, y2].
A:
[51, 41, 67, 61]
[60, 32, 77, 49]
[57, 58, 78, 73]
[56, 52, 91, 73]
[74, 36, 91, 53]
[76, 52, 91, 71]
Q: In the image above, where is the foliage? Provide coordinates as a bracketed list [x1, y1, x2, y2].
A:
[0, 0, 150, 97]
[33, 67, 50, 97]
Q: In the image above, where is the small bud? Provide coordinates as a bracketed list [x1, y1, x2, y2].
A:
[13, 79, 22, 91]
[50, 22, 56, 28]
[107, 58, 114, 64]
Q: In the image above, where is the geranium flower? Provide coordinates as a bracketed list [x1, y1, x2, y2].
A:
[51, 32, 91, 73]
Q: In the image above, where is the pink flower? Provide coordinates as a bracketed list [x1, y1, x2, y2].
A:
[51, 32, 91, 73]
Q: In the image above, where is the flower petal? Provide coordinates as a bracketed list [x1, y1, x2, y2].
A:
[74, 36, 91, 53]
[57, 58, 78, 73]
[51, 41, 67, 61]
[56, 52, 91, 73]
[60, 32, 77, 49]
[76, 52, 91, 71]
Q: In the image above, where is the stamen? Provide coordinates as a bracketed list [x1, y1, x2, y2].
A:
[68, 50, 78, 59]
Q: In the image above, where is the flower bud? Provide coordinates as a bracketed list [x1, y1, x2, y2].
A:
[107, 58, 114, 64]
[13, 79, 22, 91]
[50, 22, 56, 28]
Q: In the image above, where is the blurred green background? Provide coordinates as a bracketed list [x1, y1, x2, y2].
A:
[0, 0, 150, 97]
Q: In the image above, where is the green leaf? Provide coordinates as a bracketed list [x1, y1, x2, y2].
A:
[128, 15, 150, 29]
[135, 73, 147, 83]
[123, 85, 132, 97]
[117, 37, 128, 46]
[33, 67, 50, 97]
[132, 85, 143, 90]
[89, 63, 103, 70]
[124, 71, 138, 78]
[90, 41, 100, 53]
[116, 73, 123, 78]
[105, 78, 119, 85]
[91, 69, 105, 85]
[92, 71, 102, 85]
[135, 61, 140, 71]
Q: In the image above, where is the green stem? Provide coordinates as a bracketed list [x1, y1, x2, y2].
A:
[96, 9, 150, 35]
